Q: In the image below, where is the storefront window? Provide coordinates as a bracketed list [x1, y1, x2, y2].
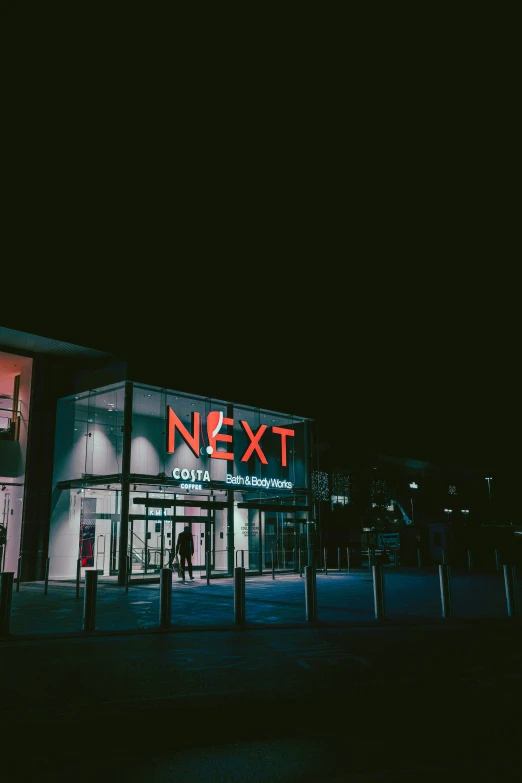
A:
[54, 384, 125, 483]
[49, 380, 314, 581]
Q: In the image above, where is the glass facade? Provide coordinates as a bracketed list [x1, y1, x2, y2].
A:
[48, 381, 315, 582]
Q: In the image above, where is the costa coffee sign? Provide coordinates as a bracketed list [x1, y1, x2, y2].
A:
[166, 407, 295, 467]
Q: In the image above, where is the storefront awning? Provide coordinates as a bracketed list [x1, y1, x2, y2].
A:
[132, 497, 229, 510]
[236, 502, 311, 512]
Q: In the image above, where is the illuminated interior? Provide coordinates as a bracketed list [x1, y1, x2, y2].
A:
[48, 381, 316, 582]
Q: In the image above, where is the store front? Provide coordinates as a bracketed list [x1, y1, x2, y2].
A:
[48, 381, 316, 583]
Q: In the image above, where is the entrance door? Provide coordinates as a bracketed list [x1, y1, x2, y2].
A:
[145, 513, 165, 573]
[129, 513, 168, 576]
[173, 519, 207, 569]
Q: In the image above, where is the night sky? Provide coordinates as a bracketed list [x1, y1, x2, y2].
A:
[2, 280, 514, 484]
[3, 116, 516, 503]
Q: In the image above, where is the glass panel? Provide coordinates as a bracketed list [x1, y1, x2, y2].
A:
[129, 383, 311, 494]
[48, 486, 121, 580]
[212, 507, 228, 574]
[53, 383, 125, 483]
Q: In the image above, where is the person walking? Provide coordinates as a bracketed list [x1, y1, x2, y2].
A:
[175, 524, 194, 583]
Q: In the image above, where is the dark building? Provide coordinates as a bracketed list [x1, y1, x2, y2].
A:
[314, 446, 519, 570]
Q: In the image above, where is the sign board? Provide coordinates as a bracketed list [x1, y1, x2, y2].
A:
[377, 533, 400, 549]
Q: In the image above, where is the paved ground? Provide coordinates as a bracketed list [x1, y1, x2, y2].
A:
[2, 565, 522, 781]
[3, 565, 521, 639]
[1, 620, 521, 782]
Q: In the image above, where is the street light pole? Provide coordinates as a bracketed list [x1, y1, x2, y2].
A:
[461, 509, 469, 524]
[409, 482, 418, 525]
[443, 508, 453, 525]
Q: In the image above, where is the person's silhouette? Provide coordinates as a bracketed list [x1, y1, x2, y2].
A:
[174, 524, 194, 583]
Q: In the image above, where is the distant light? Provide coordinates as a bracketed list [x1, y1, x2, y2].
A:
[443, 508, 453, 513]
[485, 477, 492, 480]
[409, 482, 418, 489]
[461, 509, 469, 514]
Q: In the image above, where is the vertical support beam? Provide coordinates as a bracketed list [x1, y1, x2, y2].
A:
[346, 546, 351, 574]
[227, 487, 234, 577]
[16, 556, 22, 592]
[118, 381, 134, 586]
[76, 558, 81, 599]
[44, 557, 50, 595]
[258, 508, 263, 576]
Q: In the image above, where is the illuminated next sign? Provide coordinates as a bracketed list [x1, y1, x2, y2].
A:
[167, 407, 295, 467]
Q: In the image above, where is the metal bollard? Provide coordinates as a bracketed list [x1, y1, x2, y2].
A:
[76, 558, 81, 599]
[467, 549, 473, 571]
[503, 564, 519, 617]
[16, 556, 22, 592]
[299, 548, 303, 577]
[324, 548, 328, 575]
[272, 550, 275, 580]
[159, 567, 172, 629]
[44, 557, 50, 595]
[494, 549, 500, 572]
[234, 567, 245, 624]
[82, 569, 98, 632]
[304, 565, 317, 621]
[0, 572, 14, 635]
[346, 546, 351, 574]
[337, 546, 341, 571]
[439, 564, 452, 618]
[206, 551, 210, 585]
[372, 564, 386, 620]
